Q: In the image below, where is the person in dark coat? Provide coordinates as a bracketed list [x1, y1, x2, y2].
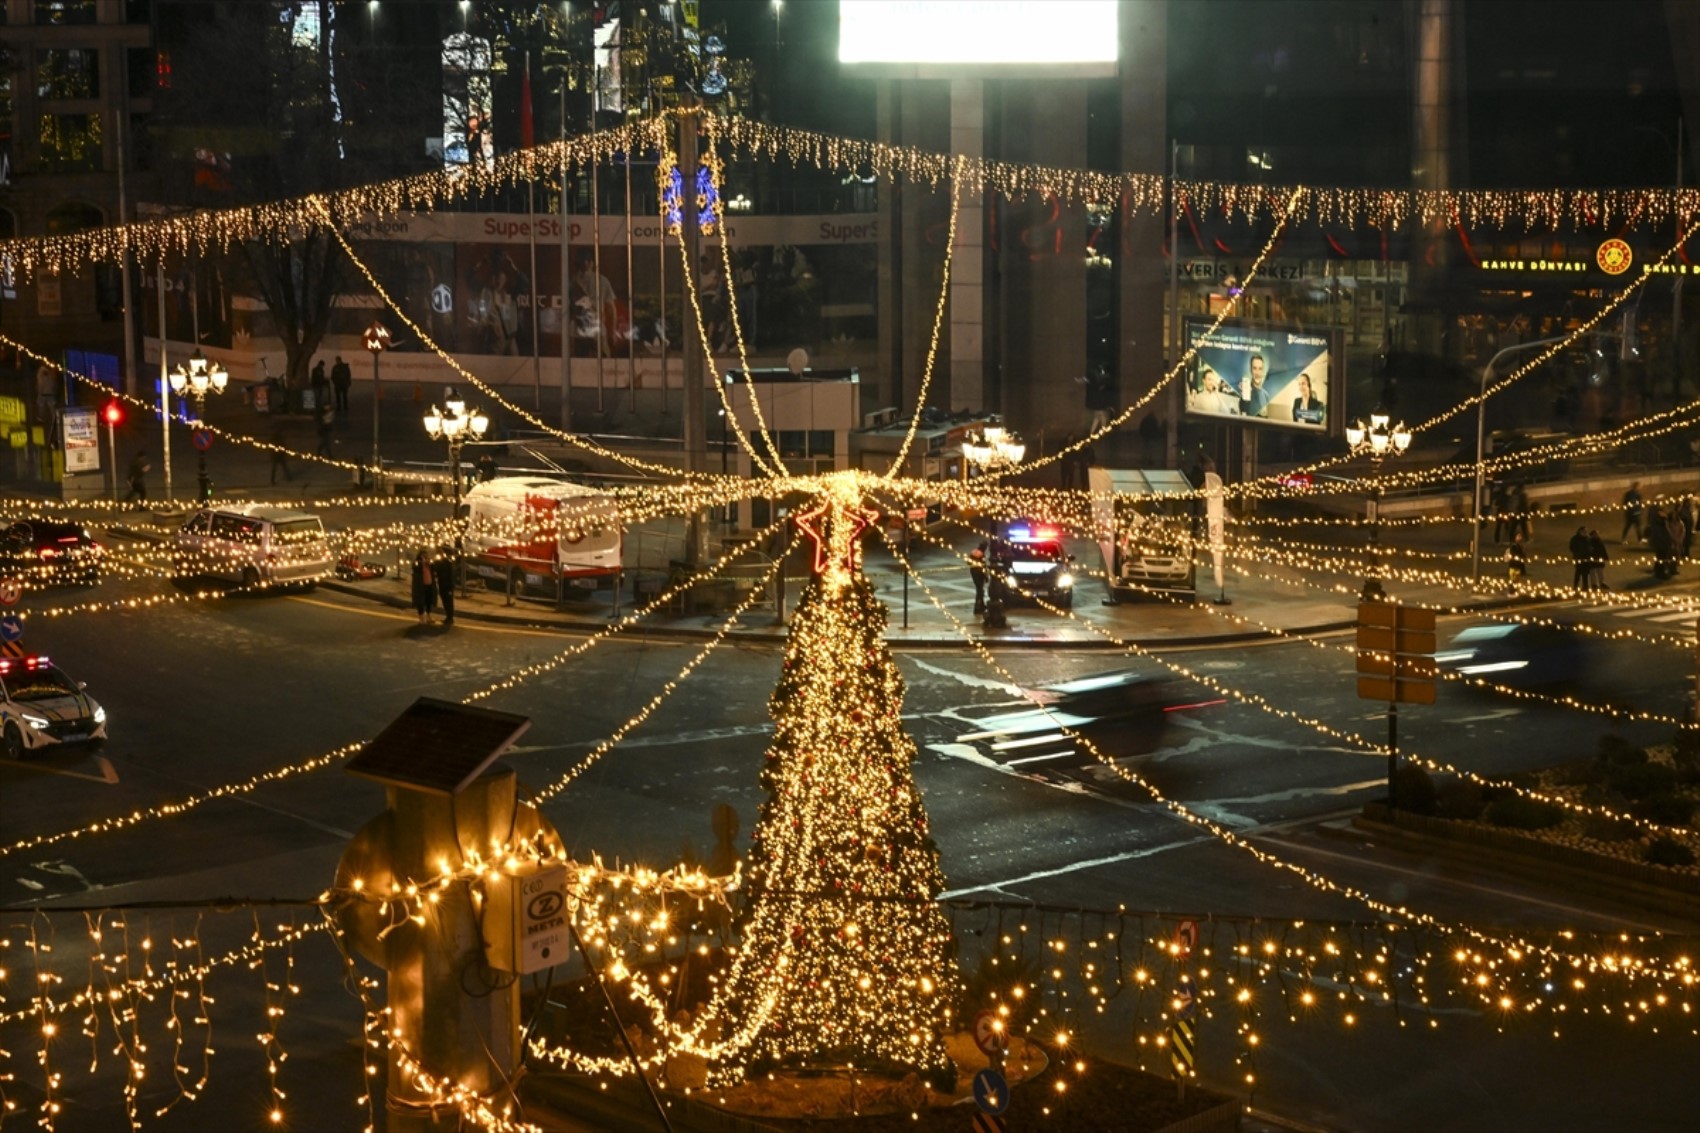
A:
[330, 355, 352, 411]
[969, 545, 987, 614]
[1621, 482, 1643, 543]
[433, 545, 457, 625]
[1648, 507, 1676, 579]
[310, 360, 330, 410]
[1568, 526, 1590, 591]
[124, 450, 151, 505]
[1491, 483, 1511, 543]
[410, 549, 436, 623]
[1506, 532, 1527, 590]
[477, 452, 498, 483]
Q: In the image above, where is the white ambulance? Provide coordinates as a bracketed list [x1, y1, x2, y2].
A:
[462, 477, 622, 596]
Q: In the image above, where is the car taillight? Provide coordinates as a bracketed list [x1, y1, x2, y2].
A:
[38, 547, 58, 560]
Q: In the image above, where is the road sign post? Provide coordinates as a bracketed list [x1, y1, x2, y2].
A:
[1356, 602, 1437, 809]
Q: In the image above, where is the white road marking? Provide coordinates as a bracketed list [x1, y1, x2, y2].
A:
[904, 656, 1023, 695]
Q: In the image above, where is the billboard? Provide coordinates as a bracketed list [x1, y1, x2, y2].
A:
[839, 1, 1117, 72]
[1182, 317, 1341, 434]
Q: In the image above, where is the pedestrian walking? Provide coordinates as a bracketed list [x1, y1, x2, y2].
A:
[1568, 526, 1590, 590]
[1650, 508, 1678, 579]
[1507, 532, 1527, 590]
[1058, 434, 1079, 491]
[434, 545, 457, 626]
[1621, 481, 1644, 543]
[477, 452, 498, 483]
[124, 450, 150, 505]
[969, 545, 987, 614]
[1491, 482, 1510, 543]
[410, 549, 436, 623]
[1587, 529, 1609, 591]
[1667, 508, 1689, 573]
[269, 424, 293, 484]
[1681, 496, 1698, 559]
[310, 359, 329, 411]
[315, 401, 336, 458]
[330, 355, 352, 412]
[1510, 483, 1531, 542]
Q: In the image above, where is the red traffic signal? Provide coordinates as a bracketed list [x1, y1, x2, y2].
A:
[101, 400, 124, 427]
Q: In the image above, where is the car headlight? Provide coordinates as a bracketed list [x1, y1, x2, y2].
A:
[93, 706, 106, 724]
[22, 713, 50, 730]
[1056, 573, 1074, 588]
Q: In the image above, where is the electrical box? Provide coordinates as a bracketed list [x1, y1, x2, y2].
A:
[482, 862, 571, 974]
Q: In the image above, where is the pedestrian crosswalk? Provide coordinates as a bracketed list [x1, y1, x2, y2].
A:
[1575, 599, 1700, 642]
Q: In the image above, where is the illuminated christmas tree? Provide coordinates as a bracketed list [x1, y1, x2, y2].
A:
[707, 485, 961, 1086]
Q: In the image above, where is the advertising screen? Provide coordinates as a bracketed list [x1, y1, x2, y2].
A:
[839, 1, 1117, 69]
[1181, 318, 1340, 434]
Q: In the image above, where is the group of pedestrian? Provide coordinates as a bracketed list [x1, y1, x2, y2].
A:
[1568, 526, 1611, 591]
[1622, 482, 1695, 580]
[1490, 481, 1530, 543]
[409, 546, 458, 626]
[1057, 434, 1095, 491]
[309, 358, 350, 459]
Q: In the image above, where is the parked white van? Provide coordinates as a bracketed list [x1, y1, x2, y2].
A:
[171, 504, 335, 590]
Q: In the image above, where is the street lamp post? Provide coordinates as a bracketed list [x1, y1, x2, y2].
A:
[167, 349, 228, 503]
[423, 389, 489, 591]
[1470, 336, 1567, 584]
[962, 425, 1026, 629]
[1345, 412, 1412, 601]
[363, 320, 391, 482]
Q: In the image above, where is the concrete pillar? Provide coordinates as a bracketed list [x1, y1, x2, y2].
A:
[384, 770, 523, 1131]
[949, 79, 986, 412]
[1120, 0, 1170, 457]
[998, 80, 1088, 438]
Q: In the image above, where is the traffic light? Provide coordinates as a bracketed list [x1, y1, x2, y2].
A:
[101, 400, 123, 427]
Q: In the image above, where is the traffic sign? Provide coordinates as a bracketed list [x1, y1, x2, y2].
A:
[0, 579, 20, 607]
[192, 428, 215, 452]
[1168, 1016, 1196, 1077]
[971, 1112, 1008, 1133]
[1174, 919, 1198, 957]
[1175, 973, 1196, 1020]
[0, 613, 24, 643]
[1356, 601, 1437, 705]
[972, 1009, 1008, 1057]
[972, 1067, 1010, 1115]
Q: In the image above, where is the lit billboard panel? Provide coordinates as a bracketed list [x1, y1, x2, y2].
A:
[1182, 317, 1342, 434]
[839, 1, 1117, 71]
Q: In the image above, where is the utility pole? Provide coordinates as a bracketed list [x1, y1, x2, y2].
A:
[681, 108, 706, 567]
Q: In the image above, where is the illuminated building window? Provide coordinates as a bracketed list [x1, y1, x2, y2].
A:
[441, 33, 493, 169]
[37, 112, 102, 172]
[36, 49, 100, 99]
[34, 0, 96, 25]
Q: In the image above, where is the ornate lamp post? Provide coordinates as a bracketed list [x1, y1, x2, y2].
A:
[1344, 412, 1411, 600]
[363, 320, 391, 478]
[960, 425, 1026, 475]
[167, 349, 228, 502]
[423, 389, 489, 588]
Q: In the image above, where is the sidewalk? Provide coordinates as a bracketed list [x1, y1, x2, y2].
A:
[58, 377, 1700, 646]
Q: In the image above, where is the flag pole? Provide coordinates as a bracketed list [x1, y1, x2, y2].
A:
[524, 51, 542, 413]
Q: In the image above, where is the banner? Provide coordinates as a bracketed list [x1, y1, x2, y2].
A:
[1182, 317, 1342, 434]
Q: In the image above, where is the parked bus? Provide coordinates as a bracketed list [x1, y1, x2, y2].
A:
[462, 477, 622, 597]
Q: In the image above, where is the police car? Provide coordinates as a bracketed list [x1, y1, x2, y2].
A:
[0, 654, 107, 759]
[990, 520, 1077, 609]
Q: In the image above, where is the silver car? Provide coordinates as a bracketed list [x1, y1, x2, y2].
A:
[172, 504, 334, 590]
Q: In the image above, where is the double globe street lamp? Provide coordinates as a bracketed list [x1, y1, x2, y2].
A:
[167, 349, 228, 502]
[363, 320, 391, 479]
[423, 390, 490, 587]
[1345, 411, 1412, 600]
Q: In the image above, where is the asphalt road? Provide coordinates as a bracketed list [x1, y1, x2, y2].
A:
[1, 579, 1696, 1131]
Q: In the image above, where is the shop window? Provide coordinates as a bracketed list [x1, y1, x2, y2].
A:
[46, 201, 103, 236]
[777, 430, 806, 459]
[34, 1, 96, 27]
[36, 49, 100, 100]
[38, 113, 102, 172]
[807, 430, 835, 458]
